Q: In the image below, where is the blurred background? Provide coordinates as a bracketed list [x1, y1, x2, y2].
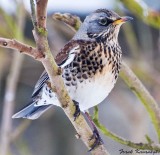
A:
[0, 0, 160, 155]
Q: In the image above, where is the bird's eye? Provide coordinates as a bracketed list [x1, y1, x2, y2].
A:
[99, 18, 108, 26]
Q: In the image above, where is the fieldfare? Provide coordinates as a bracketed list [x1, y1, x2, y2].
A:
[13, 9, 132, 150]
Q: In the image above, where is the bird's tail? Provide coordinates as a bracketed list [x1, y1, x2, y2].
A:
[12, 101, 52, 120]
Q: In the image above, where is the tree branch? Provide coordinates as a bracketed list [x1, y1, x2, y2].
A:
[36, 0, 48, 28]
[119, 0, 160, 28]
[0, 38, 44, 59]
[93, 106, 160, 151]
[120, 62, 160, 142]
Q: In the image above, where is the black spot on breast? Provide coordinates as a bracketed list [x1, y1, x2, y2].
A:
[81, 46, 85, 50]
[90, 56, 93, 60]
[77, 74, 81, 79]
[112, 69, 114, 74]
[82, 74, 88, 79]
[108, 47, 111, 58]
[71, 82, 77, 86]
[77, 67, 81, 73]
[65, 83, 70, 86]
[92, 61, 96, 65]
[88, 66, 93, 70]
[77, 57, 81, 62]
[94, 66, 98, 71]
[66, 77, 72, 81]
[112, 63, 115, 69]
[98, 53, 102, 57]
[86, 59, 91, 65]
[82, 60, 86, 65]
[81, 55, 85, 59]
[100, 59, 102, 64]
[81, 50, 86, 54]
[73, 61, 79, 68]
[88, 71, 91, 76]
[65, 73, 69, 76]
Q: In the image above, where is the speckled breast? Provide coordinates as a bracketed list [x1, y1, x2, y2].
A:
[62, 42, 122, 111]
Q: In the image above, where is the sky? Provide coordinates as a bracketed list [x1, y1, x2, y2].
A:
[0, 0, 116, 14]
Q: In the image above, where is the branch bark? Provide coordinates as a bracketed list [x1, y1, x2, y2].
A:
[0, 38, 43, 59]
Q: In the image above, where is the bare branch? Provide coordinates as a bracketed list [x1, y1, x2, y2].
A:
[36, 0, 48, 29]
[52, 13, 81, 31]
[120, 62, 160, 142]
[93, 106, 160, 151]
[0, 38, 44, 59]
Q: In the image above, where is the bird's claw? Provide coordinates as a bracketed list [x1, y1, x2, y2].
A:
[89, 128, 103, 151]
[73, 100, 81, 121]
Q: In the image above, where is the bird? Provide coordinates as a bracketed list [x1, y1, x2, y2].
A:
[12, 9, 132, 149]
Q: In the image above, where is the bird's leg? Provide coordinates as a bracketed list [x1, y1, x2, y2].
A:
[85, 111, 103, 151]
[73, 100, 81, 121]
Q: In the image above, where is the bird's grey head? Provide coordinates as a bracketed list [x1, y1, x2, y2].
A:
[74, 9, 133, 43]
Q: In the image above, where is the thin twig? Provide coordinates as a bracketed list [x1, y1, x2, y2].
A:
[93, 106, 160, 151]
[30, 0, 37, 29]
[120, 62, 160, 142]
[0, 38, 43, 59]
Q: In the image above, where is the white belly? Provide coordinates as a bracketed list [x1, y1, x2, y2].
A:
[68, 70, 116, 112]
[35, 65, 117, 112]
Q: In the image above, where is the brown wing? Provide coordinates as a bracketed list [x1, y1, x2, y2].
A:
[31, 40, 79, 98]
[55, 40, 80, 66]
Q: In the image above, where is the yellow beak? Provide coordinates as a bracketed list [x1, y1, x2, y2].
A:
[113, 16, 133, 25]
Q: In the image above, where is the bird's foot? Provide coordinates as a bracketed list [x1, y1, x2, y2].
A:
[73, 100, 81, 121]
[89, 127, 103, 151]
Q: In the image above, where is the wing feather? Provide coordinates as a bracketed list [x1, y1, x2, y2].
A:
[32, 71, 49, 98]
